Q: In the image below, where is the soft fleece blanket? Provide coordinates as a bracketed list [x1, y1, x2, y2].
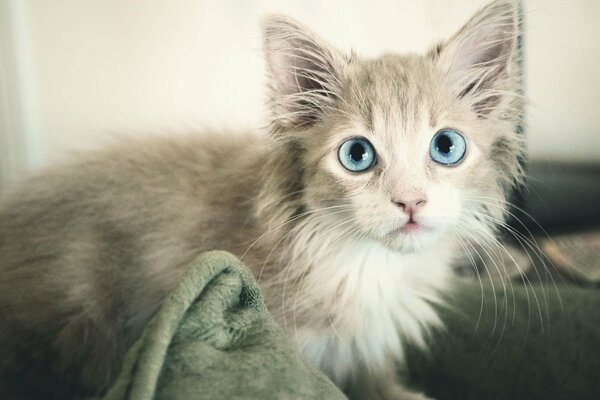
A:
[95, 250, 345, 400]
[406, 281, 600, 399]
[96, 251, 600, 399]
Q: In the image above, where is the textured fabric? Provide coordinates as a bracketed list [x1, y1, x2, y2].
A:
[98, 250, 345, 400]
[95, 250, 600, 400]
[406, 283, 600, 400]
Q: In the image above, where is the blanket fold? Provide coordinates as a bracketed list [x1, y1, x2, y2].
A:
[98, 250, 345, 400]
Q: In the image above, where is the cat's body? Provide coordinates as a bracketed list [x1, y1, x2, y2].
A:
[0, 133, 449, 399]
[0, 133, 271, 397]
[0, 1, 523, 399]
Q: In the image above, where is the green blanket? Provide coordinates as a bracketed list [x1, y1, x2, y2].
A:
[406, 281, 600, 399]
[96, 251, 345, 400]
[96, 251, 600, 400]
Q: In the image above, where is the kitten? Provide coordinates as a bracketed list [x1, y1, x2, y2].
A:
[0, 1, 523, 399]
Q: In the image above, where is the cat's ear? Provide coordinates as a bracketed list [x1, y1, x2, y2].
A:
[262, 15, 349, 131]
[433, 0, 520, 117]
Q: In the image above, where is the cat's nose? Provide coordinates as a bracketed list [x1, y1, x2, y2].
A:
[391, 198, 427, 215]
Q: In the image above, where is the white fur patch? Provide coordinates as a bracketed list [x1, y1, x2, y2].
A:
[274, 219, 454, 387]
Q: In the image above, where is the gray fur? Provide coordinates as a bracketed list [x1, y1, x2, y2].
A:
[0, 1, 523, 399]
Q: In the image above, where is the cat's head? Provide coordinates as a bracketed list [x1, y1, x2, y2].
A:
[262, 0, 524, 253]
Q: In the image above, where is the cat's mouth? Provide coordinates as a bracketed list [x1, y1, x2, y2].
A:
[380, 220, 439, 253]
[400, 222, 420, 233]
[388, 221, 431, 236]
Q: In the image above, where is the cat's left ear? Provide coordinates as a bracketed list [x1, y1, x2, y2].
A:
[262, 15, 349, 131]
[433, 0, 520, 117]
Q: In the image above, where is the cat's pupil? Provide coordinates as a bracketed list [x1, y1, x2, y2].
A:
[437, 134, 453, 154]
[350, 143, 365, 161]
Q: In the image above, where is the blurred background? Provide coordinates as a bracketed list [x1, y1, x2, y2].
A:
[0, 0, 599, 281]
[1, 0, 599, 181]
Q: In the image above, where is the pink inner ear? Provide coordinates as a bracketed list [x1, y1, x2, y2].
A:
[267, 41, 326, 97]
[440, 2, 516, 76]
[265, 35, 302, 96]
[455, 20, 515, 72]
[263, 16, 347, 128]
[437, 2, 517, 115]
[265, 30, 340, 96]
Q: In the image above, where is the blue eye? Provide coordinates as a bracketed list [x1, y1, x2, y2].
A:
[338, 138, 376, 172]
[429, 129, 467, 165]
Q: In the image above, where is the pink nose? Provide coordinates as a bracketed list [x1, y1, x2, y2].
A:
[391, 198, 427, 215]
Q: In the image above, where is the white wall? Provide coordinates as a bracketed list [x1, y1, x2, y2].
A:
[1, 0, 599, 189]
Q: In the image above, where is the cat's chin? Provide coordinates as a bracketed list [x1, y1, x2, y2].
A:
[380, 227, 443, 254]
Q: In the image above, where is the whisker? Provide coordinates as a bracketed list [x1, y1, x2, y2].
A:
[451, 228, 487, 333]
[456, 226, 501, 336]
[241, 203, 353, 261]
[467, 196, 564, 319]
[460, 208, 547, 335]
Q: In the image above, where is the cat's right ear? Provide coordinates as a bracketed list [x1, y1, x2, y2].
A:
[262, 15, 348, 131]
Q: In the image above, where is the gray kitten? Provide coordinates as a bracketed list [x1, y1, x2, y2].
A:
[0, 1, 523, 399]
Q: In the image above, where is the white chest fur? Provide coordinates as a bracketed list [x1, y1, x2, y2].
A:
[286, 238, 453, 386]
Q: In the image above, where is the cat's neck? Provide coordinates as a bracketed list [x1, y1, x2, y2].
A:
[263, 208, 455, 329]
[262, 219, 455, 381]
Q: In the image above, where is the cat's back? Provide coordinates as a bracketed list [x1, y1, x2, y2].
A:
[0, 131, 265, 246]
[0, 131, 266, 398]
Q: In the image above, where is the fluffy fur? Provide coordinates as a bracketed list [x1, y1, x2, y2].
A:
[0, 1, 523, 399]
